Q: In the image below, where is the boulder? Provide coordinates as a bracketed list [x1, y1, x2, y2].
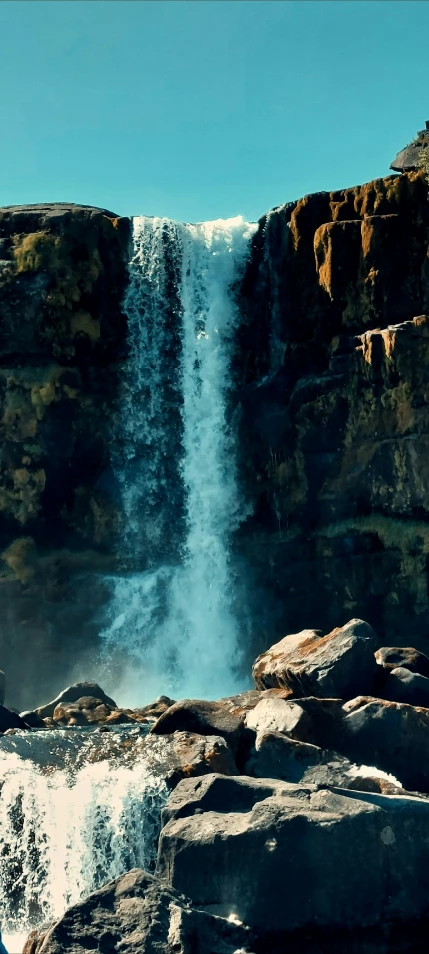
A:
[151, 699, 244, 755]
[0, 704, 29, 732]
[243, 729, 404, 794]
[23, 867, 252, 954]
[381, 667, 429, 708]
[252, 619, 378, 700]
[342, 696, 429, 792]
[20, 709, 46, 728]
[217, 687, 294, 716]
[36, 683, 117, 720]
[143, 731, 237, 788]
[375, 646, 429, 678]
[157, 772, 429, 938]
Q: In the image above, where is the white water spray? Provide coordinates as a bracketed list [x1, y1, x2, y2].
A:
[103, 215, 257, 702]
[0, 734, 167, 948]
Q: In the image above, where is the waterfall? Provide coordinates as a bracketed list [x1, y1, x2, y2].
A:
[0, 731, 167, 949]
[102, 215, 257, 704]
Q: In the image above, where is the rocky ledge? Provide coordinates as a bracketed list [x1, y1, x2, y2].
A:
[15, 618, 429, 952]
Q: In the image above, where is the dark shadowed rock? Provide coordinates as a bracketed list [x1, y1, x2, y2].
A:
[151, 699, 244, 754]
[36, 683, 117, 719]
[252, 619, 378, 699]
[157, 773, 429, 937]
[342, 696, 429, 792]
[375, 646, 429, 678]
[0, 704, 29, 732]
[20, 709, 46, 728]
[23, 867, 251, 954]
[381, 667, 429, 708]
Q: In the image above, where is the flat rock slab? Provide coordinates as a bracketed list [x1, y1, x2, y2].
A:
[157, 773, 429, 937]
[252, 618, 378, 700]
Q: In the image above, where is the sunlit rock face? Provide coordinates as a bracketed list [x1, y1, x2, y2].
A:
[236, 170, 429, 656]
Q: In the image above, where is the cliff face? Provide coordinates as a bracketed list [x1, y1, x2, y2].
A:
[237, 171, 429, 654]
[0, 204, 130, 705]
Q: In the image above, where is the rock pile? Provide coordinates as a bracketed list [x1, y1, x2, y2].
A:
[18, 617, 429, 951]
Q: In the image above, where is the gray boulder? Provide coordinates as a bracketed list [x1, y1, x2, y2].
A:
[382, 667, 429, 707]
[151, 699, 244, 755]
[23, 867, 252, 954]
[245, 696, 312, 738]
[342, 696, 429, 792]
[157, 773, 429, 937]
[252, 619, 378, 700]
[36, 682, 117, 720]
[375, 646, 429, 678]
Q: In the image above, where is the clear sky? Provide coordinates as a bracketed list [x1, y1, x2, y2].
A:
[1, 0, 429, 222]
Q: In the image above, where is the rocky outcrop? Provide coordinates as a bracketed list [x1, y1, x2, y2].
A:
[252, 618, 378, 697]
[237, 171, 429, 657]
[23, 867, 251, 954]
[0, 204, 130, 708]
[157, 773, 429, 941]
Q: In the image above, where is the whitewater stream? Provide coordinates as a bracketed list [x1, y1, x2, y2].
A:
[0, 216, 257, 950]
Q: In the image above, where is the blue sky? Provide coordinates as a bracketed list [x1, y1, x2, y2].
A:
[1, 0, 429, 222]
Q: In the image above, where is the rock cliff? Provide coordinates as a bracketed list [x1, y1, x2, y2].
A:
[237, 170, 429, 657]
[0, 204, 130, 706]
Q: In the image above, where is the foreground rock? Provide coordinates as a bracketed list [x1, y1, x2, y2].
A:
[157, 772, 429, 938]
[381, 667, 429, 707]
[23, 868, 251, 954]
[252, 619, 378, 699]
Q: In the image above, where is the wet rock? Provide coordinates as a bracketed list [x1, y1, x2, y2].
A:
[36, 683, 117, 719]
[381, 667, 429, 707]
[143, 731, 237, 788]
[252, 619, 378, 700]
[20, 709, 46, 728]
[151, 698, 244, 755]
[0, 704, 29, 732]
[342, 696, 429, 792]
[375, 646, 429, 678]
[52, 696, 137, 727]
[157, 772, 429, 937]
[23, 867, 252, 954]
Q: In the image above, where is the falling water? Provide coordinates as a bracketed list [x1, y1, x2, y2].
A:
[102, 215, 257, 703]
[0, 730, 167, 949]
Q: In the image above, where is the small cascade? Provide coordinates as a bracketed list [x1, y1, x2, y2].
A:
[103, 215, 257, 703]
[0, 730, 167, 947]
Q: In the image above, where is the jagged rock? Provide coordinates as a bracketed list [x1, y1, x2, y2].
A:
[0, 704, 29, 732]
[252, 619, 378, 699]
[151, 699, 245, 755]
[157, 772, 429, 937]
[390, 124, 429, 173]
[375, 646, 429, 678]
[23, 868, 252, 954]
[143, 731, 237, 788]
[381, 667, 429, 707]
[36, 683, 117, 720]
[341, 696, 429, 792]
